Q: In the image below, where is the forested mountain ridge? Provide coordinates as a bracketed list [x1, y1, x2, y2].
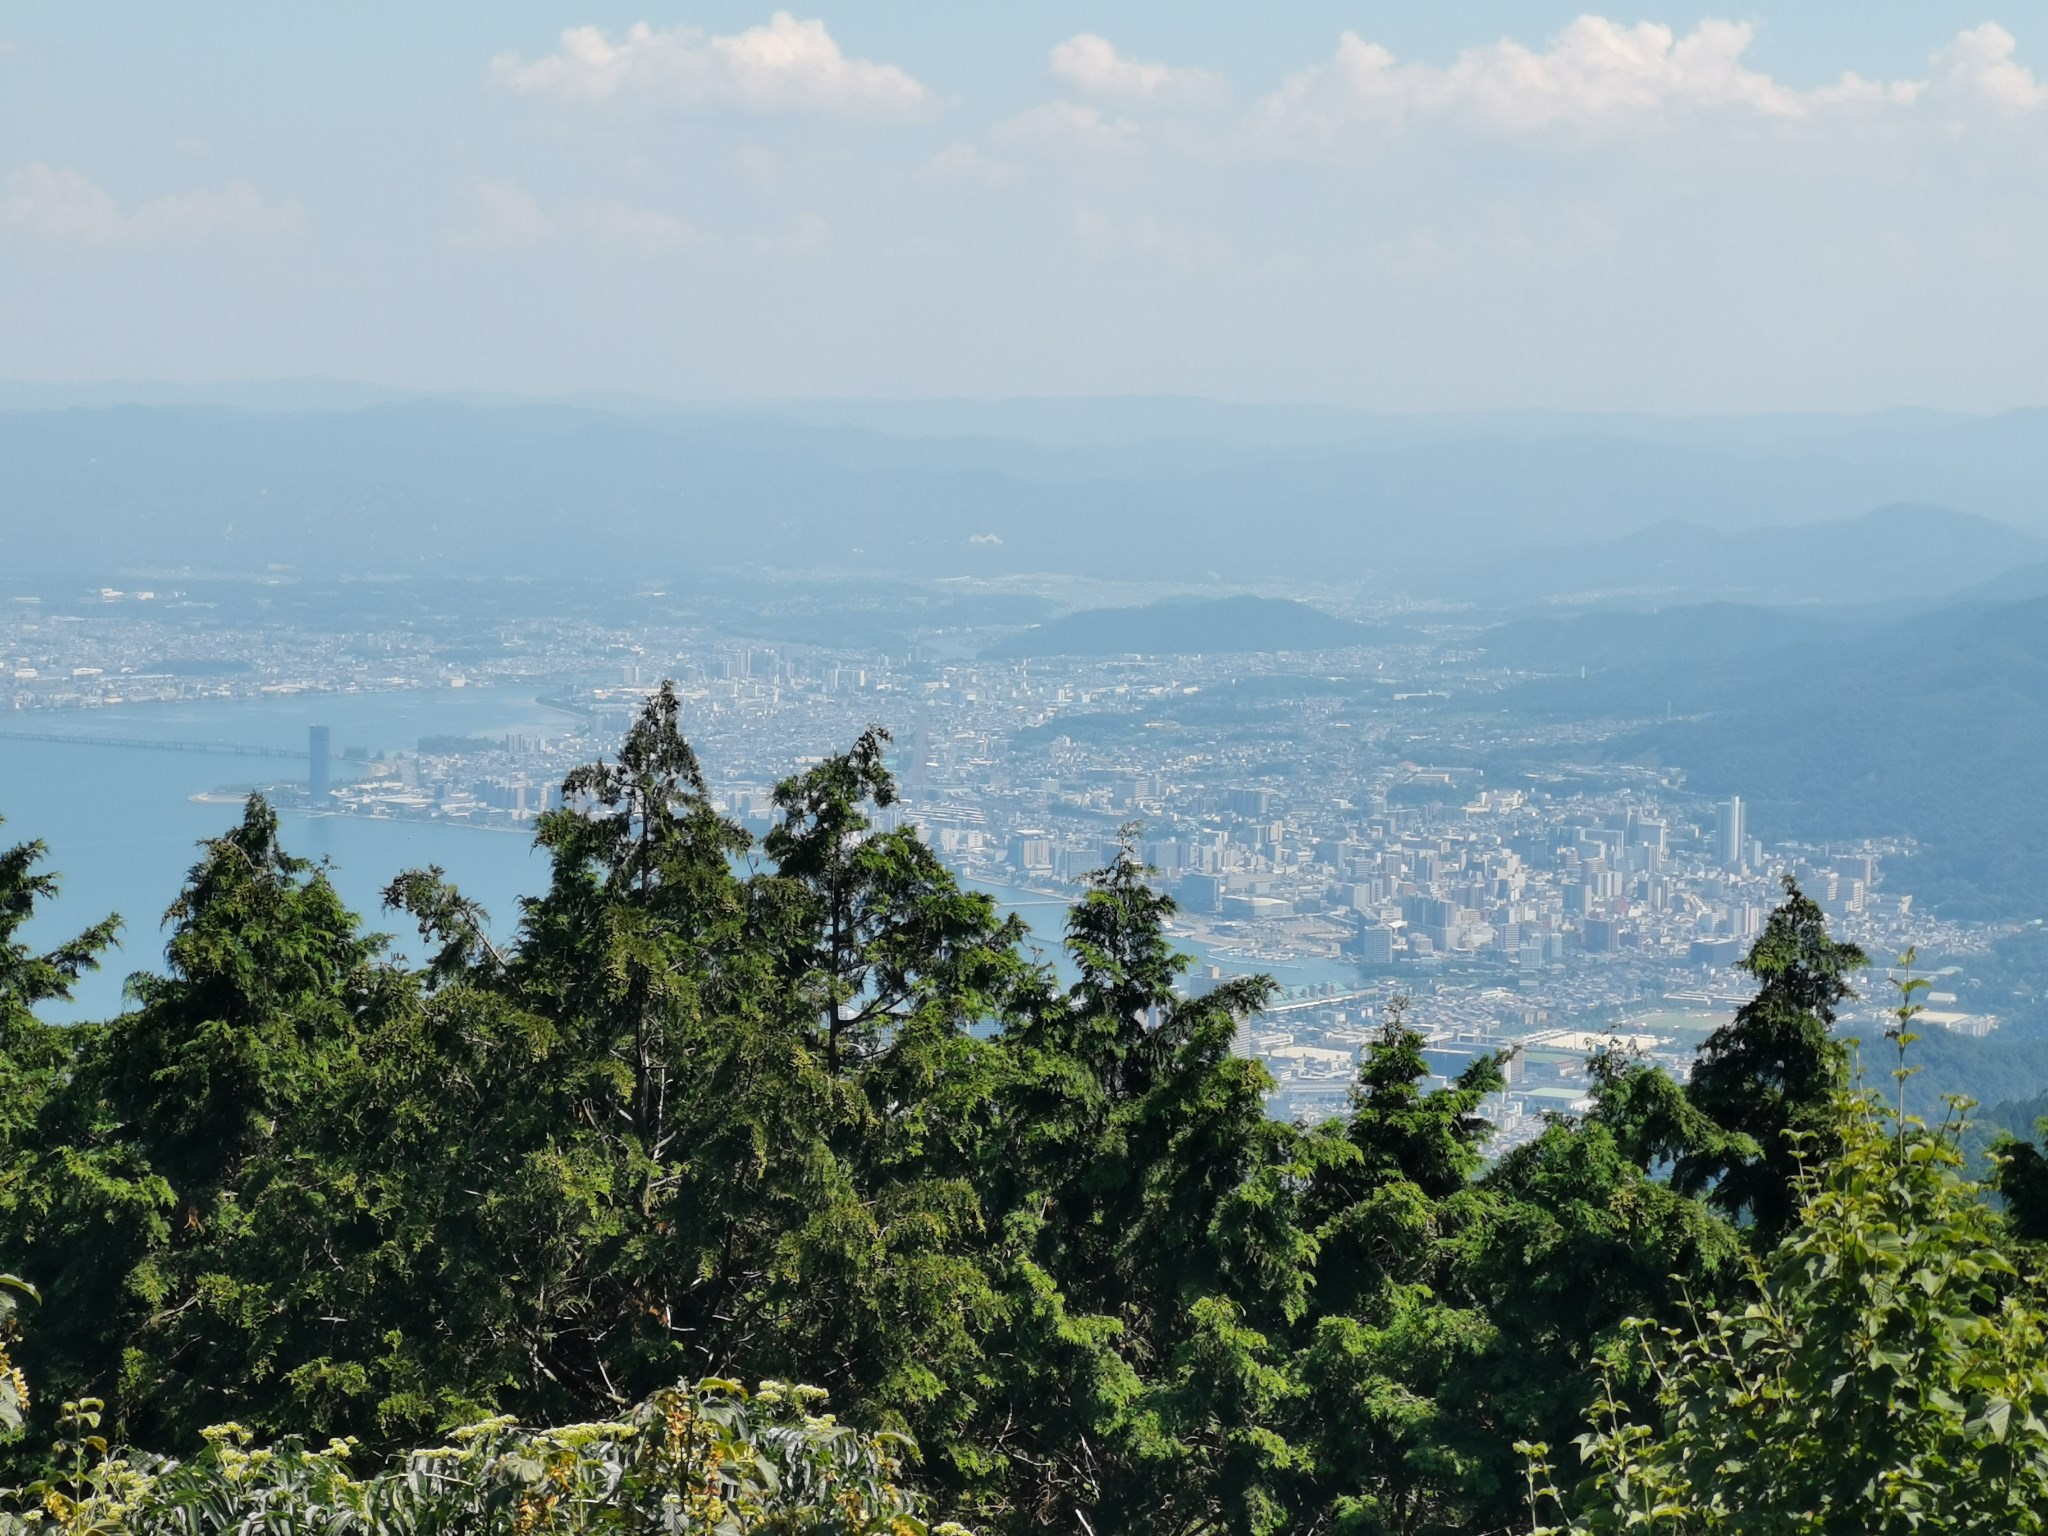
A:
[4, 685, 2048, 1534]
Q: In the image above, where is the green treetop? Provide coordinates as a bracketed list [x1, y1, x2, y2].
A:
[1676, 877, 1867, 1239]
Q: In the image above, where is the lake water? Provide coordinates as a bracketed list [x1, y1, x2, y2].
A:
[1, 688, 562, 1020]
[3, 688, 1358, 1020]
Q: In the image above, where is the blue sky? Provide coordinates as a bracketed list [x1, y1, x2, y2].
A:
[2, 4, 2044, 410]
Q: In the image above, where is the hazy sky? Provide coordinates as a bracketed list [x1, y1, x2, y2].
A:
[2, 3, 2045, 411]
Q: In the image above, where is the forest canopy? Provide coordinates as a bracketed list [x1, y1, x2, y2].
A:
[4, 682, 2048, 1535]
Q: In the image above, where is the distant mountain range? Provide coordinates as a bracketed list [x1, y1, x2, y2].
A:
[1476, 588, 2048, 918]
[984, 595, 1382, 658]
[5, 381, 2044, 918]
[1474, 603, 1871, 675]
[1457, 505, 2047, 610]
[5, 396, 2048, 594]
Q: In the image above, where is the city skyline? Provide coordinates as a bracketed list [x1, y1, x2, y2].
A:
[0, 568, 2003, 1142]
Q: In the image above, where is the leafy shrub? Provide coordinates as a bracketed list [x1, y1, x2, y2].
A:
[0, 1379, 967, 1536]
[1522, 1088, 2048, 1534]
[0, 1278, 31, 1438]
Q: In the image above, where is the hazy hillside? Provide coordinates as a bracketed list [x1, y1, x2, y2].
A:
[1475, 603, 1877, 674]
[1649, 595, 2048, 916]
[1482, 591, 2048, 916]
[1942, 560, 2048, 608]
[1457, 504, 2045, 608]
[984, 594, 1379, 658]
[6, 401, 2048, 592]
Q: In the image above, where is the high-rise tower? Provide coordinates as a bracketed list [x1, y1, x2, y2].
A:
[1715, 796, 1745, 869]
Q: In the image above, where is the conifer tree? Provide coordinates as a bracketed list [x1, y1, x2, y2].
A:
[754, 726, 1024, 1499]
[13, 797, 398, 1448]
[1676, 875, 1865, 1238]
[0, 818, 117, 1157]
[989, 836, 1325, 1536]
[1293, 1005, 1509, 1535]
[1992, 1125, 2048, 1244]
[99, 796, 381, 1195]
[0, 820, 126, 1448]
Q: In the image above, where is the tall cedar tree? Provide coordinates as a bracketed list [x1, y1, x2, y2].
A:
[1677, 875, 1866, 1238]
[754, 722, 1026, 1496]
[25, 798, 402, 1448]
[0, 816, 119, 1162]
[0, 818, 123, 1438]
[1292, 1005, 1512, 1535]
[985, 836, 1329, 1536]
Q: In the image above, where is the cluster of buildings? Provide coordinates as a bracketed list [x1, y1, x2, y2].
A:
[3, 582, 2002, 1144]
[1, 591, 540, 711]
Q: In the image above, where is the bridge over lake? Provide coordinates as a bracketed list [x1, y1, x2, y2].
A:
[0, 730, 307, 760]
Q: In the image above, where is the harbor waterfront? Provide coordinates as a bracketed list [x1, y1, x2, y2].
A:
[1, 688, 564, 1019]
[2, 687, 1337, 1022]
[0, 671, 1997, 1143]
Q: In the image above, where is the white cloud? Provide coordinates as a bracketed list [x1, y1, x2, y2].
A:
[1929, 23, 2048, 111]
[924, 142, 1016, 185]
[1049, 34, 1226, 107]
[735, 144, 784, 194]
[447, 178, 823, 260]
[1254, 16, 1938, 144]
[575, 198, 705, 256]
[492, 12, 930, 117]
[1070, 207, 1228, 267]
[448, 177, 550, 250]
[127, 182, 302, 242]
[0, 164, 302, 245]
[0, 165, 123, 242]
[995, 100, 1141, 154]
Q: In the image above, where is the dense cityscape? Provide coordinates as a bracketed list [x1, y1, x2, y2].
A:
[1, 580, 1994, 1147]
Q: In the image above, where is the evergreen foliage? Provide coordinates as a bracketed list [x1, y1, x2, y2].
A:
[1525, 1092, 2048, 1533]
[2, 688, 2044, 1533]
[1676, 877, 1866, 1239]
